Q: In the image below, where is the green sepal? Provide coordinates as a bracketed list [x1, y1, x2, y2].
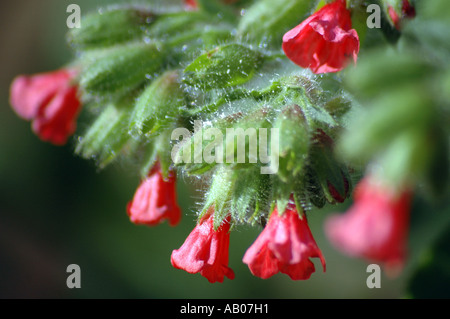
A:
[129, 70, 185, 138]
[183, 43, 264, 90]
[199, 166, 233, 230]
[80, 42, 165, 97]
[276, 77, 338, 129]
[139, 141, 157, 178]
[230, 167, 271, 225]
[68, 7, 157, 50]
[156, 128, 176, 179]
[304, 168, 326, 209]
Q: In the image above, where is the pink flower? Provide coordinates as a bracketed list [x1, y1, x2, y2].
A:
[325, 175, 412, 273]
[127, 162, 181, 227]
[282, 0, 360, 74]
[243, 204, 326, 280]
[10, 69, 81, 145]
[171, 209, 235, 283]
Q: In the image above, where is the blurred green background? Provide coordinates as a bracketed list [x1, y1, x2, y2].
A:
[0, 0, 448, 299]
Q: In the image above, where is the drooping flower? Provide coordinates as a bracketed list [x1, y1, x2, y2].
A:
[388, 0, 416, 30]
[171, 209, 235, 283]
[325, 175, 412, 273]
[282, 0, 360, 74]
[127, 162, 181, 227]
[243, 203, 326, 280]
[10, 68, 81, 145]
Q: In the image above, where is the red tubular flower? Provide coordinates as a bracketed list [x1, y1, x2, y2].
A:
[282, 0, 360, 74]
[9, 69, 81, 145]
[388, 0, 416, 30]
[401, 0, 416, 19]
[325, 175, 412, 273]
[388, 6, 400, 29]
[127, 162, 181, 227]
[171, 210, 235, 283]
[243, 204, 326, 280]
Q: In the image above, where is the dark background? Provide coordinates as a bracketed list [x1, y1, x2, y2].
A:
[0, 0, 448, 299]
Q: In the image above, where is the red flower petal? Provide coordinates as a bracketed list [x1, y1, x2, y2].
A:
[9, 68, 81, 145]
[243, 204, 325, 280]
[127, 162, 181, 227]
[31, 86, 81, 145]
[171, 211, 235, 283]
[10, 69, 76, 120]
[282, 0, 359, 74]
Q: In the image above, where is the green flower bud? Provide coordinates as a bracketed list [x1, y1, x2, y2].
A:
[273, 104, 309, 183]
[68, 7, 157, 50]
[80, 42, 165, 97]
[129, 70, 185, 137]
[183, 43, 264, 90]
[76, 103, 132, 168]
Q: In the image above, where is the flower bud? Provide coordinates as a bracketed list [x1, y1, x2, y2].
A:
[75, 103, 131, 167]
[68, 7, 157, 50]
[129, 70, 185, 137]
[183, 43, 264, 90]
[80, 42, 165, 97]
[273, 104, 309, 183]
[383, 0, 416, 30]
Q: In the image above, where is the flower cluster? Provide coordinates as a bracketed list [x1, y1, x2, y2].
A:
[9, 0, 425, 284]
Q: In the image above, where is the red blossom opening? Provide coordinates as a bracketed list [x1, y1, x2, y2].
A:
[127, 162, 181, 227]
[282, 0, 360, 74]
[10, 69, 81, 145]
[243, 204, 326, 280]
[171, 210, 235, 283]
